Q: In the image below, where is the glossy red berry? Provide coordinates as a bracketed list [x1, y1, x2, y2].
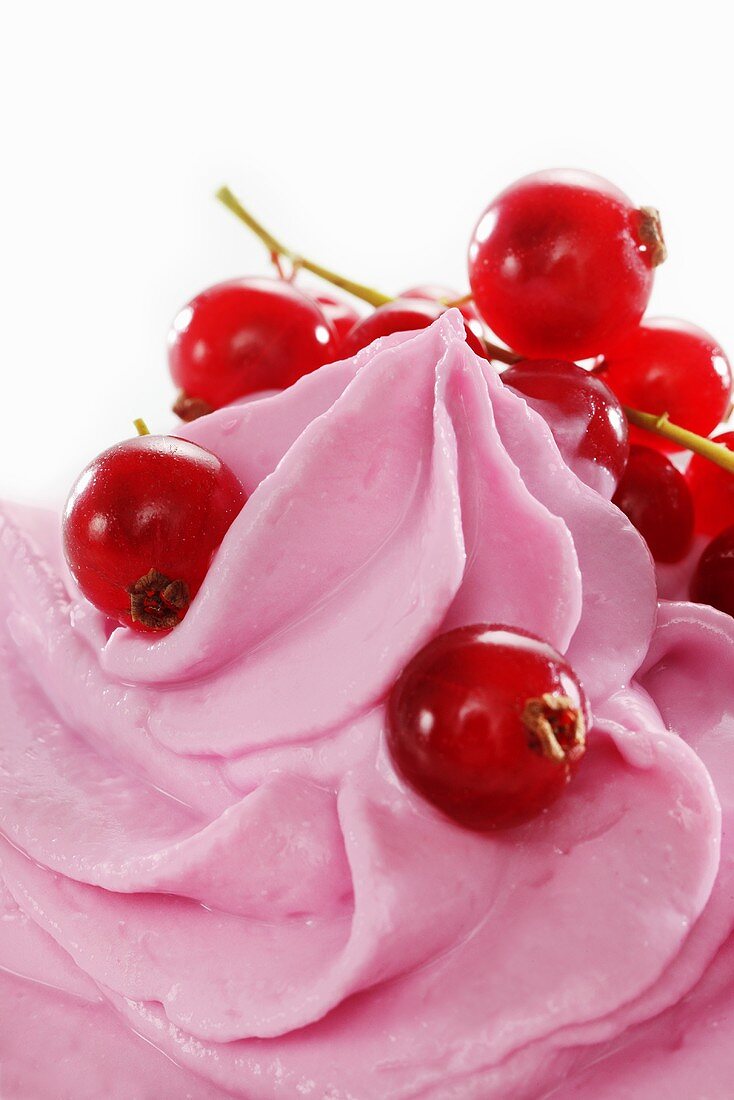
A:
[468, 169, 664, 360]
[386, 624, 589, 831]
[169, 277, 339, 419]
[599, 319, 732, 452]
[313, 292, 362, 348]
[398, 284, 484, 342]
[612, 444, 694, 563]
[341, 298, 487, 359]
[686, 432, 734, 537]
[63, 435, 246, 631]
[502, 358, 629, 497]
[691, 526, 734, 618]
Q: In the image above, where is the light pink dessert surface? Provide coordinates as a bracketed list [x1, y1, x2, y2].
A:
[1, 312, 733, 1098]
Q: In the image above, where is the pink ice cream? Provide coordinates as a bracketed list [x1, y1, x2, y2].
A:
[1, 311, 733, 1098]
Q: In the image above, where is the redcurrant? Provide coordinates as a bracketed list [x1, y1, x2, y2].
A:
[63, 434, 246, 631]
[386, 624, 589, 831]
[691, 527, 734, 618]
[168, 277, 339, 420]
[612, 445, 694, 563]
[341, 298, 487, 359]
[686, 432, 734, 537]
[599, 319, 732, 452]
[502, 358, 629, 497]
[468, 169, 664, 360]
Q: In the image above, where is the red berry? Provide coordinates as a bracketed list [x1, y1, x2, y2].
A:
[63, 435, 246, 631]
[468, 169, 663, 360]
[398, 283, 484, 341]
[612, 444, 694, 563]
[386, 624, 589, 831]
[168, 277, 339, 419]
[686, 432, 734, 537]
[341, 298, 488, 359]
[313, 292, 362, 347]
[502, 358, 629, 497]
[691, 526, 734, 618]
[599, 319, 731, 452]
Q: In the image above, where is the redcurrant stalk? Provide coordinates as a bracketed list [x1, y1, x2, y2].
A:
[622, 408, 734, 475]
[215, 186, 391, 308]
[443, 291, 474, 309]
[133, 417, 150, 436]
[480, 342, 521, 366]
[215, 185, 734, 476]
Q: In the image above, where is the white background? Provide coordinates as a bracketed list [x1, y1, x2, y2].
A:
[1, 1, 731, 505]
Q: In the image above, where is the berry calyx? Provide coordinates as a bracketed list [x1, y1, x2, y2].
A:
[168, 277, 339, 418]
[386, 624, 590, 831]
[598, 319, 732, 452]
[128, 568, 190, 630]
[63, 434, 246, 631]
[468, 169, 663, 360]
[521, 693, 585, 763]
[637, 205, 668, 266]
[173, 393, 216, 423]
[612, 444, 694, 563]
[502, 358, 629, 497]
[341, 298, 488, 359]
[691, 526, 734, 618]
[686, 431, 734, 537]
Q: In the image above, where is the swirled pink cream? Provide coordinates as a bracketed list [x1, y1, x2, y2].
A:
[2, 311, 734, 1099]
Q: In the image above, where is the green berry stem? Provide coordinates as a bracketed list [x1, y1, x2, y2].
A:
[482, 340, 520, 365]
[623, 407, 734, 475]
[215, 186, 391, 308]
[442, 291, 474, 309]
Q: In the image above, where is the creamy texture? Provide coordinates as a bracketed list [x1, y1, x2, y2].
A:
[1, 312, 733, 1098]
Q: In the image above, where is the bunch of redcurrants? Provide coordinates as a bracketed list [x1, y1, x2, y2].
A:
[167, 169, 733, 615]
